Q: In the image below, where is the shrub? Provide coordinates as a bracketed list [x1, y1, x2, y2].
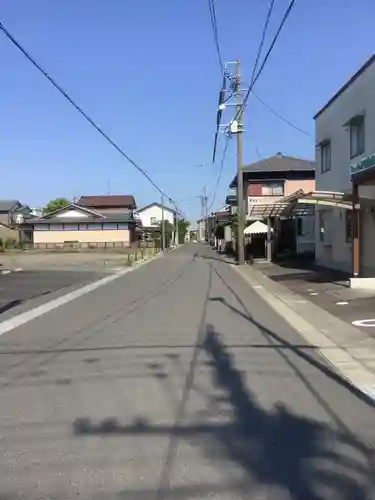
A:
[4, 238, 18, 249]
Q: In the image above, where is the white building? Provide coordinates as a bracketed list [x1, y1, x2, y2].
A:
[314, 54, 375, 280]
[138, 202, 175, 228]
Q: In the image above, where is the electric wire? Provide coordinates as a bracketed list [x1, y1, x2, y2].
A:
[232, 0, 297, 125]
[0, 20, 181, 213]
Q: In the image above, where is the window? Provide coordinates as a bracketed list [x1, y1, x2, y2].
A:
[261, 182, 284, 196]
[34, 224, 49, 231]
[319, 212, 325, 242]
[345, 210, 353, 242]
[297, 217, 305, 237]
[102, 223, 118, 230]
[117, 223, 128, 229]
[78, 223, 87, 230]
[350, 116, 365, 158]
[50, 224, 63, 231]
[150, 217, 157, 225]
[64, 223, 79, 231]
[87, 223, 102, 230]
[321, 141, 331, 173]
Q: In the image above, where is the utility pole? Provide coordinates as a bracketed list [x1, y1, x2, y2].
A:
[161, 195, 165, 252]
[235, 60, 245, 265]
[204, 186, 208, 241]
[174, 210, 179, 247]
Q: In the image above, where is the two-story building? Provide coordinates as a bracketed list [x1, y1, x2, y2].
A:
[138, 202, 175, 229]
[314, 53, 375, 283]
[230, 153, 316, 258]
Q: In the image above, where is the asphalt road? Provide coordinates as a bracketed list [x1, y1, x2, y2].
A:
[259, 262, 375, 334]
[0, 244, 375, 499]
[0, 270, 105, 318]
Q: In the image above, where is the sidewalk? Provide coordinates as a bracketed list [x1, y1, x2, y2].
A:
[234, 262, 375, 401]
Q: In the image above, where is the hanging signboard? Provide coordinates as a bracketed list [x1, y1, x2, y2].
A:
[350, 153, 375, 176]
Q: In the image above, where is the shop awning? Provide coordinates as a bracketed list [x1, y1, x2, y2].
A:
[350, 153, 375, 185]
[297, 190, 353, 210]
[247, 189, 314, 218]
[247, 189, 354, 220]
[244, 221, 273, 234]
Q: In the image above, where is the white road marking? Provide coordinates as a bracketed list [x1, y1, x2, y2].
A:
[352, 319, 375, 328]
[0, 253, 163, 337]
[252, 285, 263, 289]
[1, 270, 11, 275]
[14, 268, 23, 272]
[336, 301, 349, 306]
[309, 292, 319, 296]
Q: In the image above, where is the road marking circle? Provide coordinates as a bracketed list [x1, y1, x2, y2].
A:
[352, 319, 375, 327]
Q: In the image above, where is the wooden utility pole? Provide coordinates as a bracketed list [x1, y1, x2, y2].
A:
[161, 195, 165, 252]
[235, 60, 245, 265]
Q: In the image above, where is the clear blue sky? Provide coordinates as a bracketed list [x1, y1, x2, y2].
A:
[1, 0, 374, 222]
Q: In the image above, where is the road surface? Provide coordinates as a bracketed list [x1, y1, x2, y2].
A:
[0, 244, 374, 499]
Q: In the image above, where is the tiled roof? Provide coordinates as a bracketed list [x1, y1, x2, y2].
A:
[0, 200, 20, 212]
[242, 154, 315, 173]
[77, 195, 136, 208]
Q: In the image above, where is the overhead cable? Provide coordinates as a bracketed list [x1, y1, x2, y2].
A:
[0, 20, 180, 212]
[233, 0, 297, 124]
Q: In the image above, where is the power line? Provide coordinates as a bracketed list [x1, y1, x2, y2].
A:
[233, 0, 297, 124]
[251, 90, 312, 137]
[249, 0, 276, 87]
[0, 20, 180, 212]
[207, 0, 224, 73]
[208, 136, 230, 212]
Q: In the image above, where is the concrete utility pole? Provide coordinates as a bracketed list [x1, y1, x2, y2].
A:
[161, 196, 165, 252]
[200, 189, 208, 241]
[235, 60, 245, 265]
[204, 186, 208, 241]
[174, 209, 179, 247]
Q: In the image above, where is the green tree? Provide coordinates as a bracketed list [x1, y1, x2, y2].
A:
[43, 198, 70, 215]
[177, 219, 190, 243]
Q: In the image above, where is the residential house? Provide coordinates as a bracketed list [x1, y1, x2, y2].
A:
[229, 154, 316, 258]
[0, 200, 33, 244]
[77, 194, 136, 213]
[137, 202, 177, 246]
[138, 202, 175, 228]
[23, 195, 139, 248]
[314, 53, 375, 281]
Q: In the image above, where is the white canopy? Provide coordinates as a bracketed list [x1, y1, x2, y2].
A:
[244, 220, 273, 235]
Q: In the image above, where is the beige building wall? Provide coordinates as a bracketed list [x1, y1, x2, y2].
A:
[34, 229, 130, 244]
[285, 179, 315, 195]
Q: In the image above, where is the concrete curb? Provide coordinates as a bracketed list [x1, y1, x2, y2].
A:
[233, 264, 375, 402]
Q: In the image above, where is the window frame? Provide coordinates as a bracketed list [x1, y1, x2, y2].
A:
[34, 224, 50, 231]
[297, 217, 305, 237]
[64, 223, 79, 231]
[261, 182, 284, 196]
[349, 115, 365, 159]
[320, 140, 331, 173]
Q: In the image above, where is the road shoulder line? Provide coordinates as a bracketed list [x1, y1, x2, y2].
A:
[233, 264, 375, 401]
[0, 251, 163, 337]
